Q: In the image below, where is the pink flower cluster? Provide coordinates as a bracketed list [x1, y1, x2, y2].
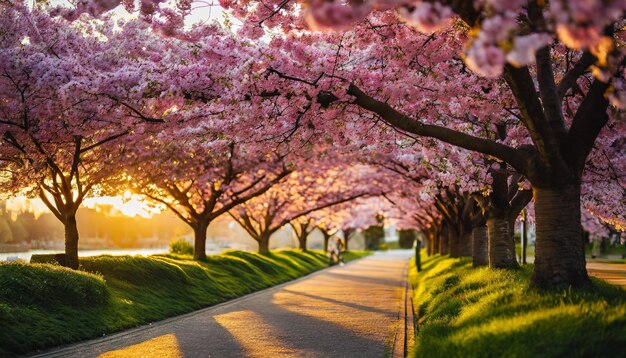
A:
[550, 0, 626, 50]
[397, 2, 453, 33]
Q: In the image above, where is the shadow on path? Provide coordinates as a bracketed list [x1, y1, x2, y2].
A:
[280, 289, 394, 316]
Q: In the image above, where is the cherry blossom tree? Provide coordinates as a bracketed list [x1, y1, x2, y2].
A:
[289, 216, 317, 252]
[0, 5, 169, 268]
[582, 126, 626, 231]
[126, 133, 292, 260]
[45, 0, 625, 287]
[312, 202, 358, 250]
[213, 1, 625, 288]
[336, 197, 389, 250]
[229, 163, 382, 253]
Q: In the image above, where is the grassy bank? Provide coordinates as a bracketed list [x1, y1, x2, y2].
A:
[409, 253, 626, 357]
[0, 249, 370, 356]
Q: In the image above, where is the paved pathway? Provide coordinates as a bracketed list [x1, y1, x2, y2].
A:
[587, 262, 626, 288]
[33, 250, 413, 358]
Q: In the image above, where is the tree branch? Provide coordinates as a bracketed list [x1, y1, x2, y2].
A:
[509, 189, 533, 222]
[80, 130, 129, 153]
[557, 52, 594, 100]
[347, 83, 528, 173]
[566, 78, 611, 173]
[144, 192, 193, 226]
[535, 47, 567, 137]
[38, 189, 63, 222]
[503, 64, 564, 172]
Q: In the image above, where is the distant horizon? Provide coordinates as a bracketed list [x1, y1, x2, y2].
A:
[4, 191, 163, 219]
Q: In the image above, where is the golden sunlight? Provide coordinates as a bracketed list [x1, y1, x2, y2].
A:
[84, 191, 163, 218]
[5, 191, 163, 219]
[97, 334, 183, 358]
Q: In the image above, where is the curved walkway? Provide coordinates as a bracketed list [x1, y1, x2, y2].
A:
[33, 250, 413, 358]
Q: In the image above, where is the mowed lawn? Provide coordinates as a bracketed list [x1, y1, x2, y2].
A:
[409, 253, 626, 357]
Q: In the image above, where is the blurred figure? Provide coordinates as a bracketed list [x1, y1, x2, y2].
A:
[328, 236, 345, 266]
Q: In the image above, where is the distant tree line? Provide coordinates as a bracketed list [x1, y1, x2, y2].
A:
[0, 203, 62, 244]
[0, 202, 190, 248]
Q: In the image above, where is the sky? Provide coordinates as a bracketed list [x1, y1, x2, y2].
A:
[6, 191, 162, 218]
[49, 0, 228, 27]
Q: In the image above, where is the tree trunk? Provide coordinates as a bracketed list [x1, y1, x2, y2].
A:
[343, 228, 353, 251]
[64, 213, 80, 269]
[298, 233, 308, 252]
[487, 217, 518, 269]
[428, 228, 439, 256]
[460, 229, 472, 257]
[193, 221, 209, 260]
[532, 185, 590, 289]
[415, 239, 422, 272]
[437, 232, 442, 254]
[323, 233, 331, 252]
[440, 222, 450, 255]
[472, 226, 488, 267]
[428, 232, 433, 254]
[448, 228, 461, 258]
[258, 233, 271, 254]
[423, 233, 430, 256]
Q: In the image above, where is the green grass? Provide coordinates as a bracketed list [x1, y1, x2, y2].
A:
[408, 252, 626, 357]
[514, 243, 535, 260]
[0, 249, 371, 356]
[600, 245, 626, 256]
[585, 243, 626, 257]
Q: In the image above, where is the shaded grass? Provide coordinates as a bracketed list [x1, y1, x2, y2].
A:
[0, 249, 371, 356]
[409, 253, 626, 357]
[514, 243, 535, 260]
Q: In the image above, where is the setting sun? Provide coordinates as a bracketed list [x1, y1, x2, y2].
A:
[84, 191, 163, 218]
[5, 191, 163, 219]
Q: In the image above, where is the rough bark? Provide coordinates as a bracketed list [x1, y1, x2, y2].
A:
[480, 168, 529, 269]
[437, 229, 442, 254]
[430, 221, 441, 255]
[63, 213, 80, 269]
[472, 226, 489, 267]
[343, 228, 354, 251]
[532, 185, 590, 288]
[440, 222, 450, 255]
[322, 232, 331, 252]
[258, 233, 271, 254]
[448, 228, 461, 258]
[193, 221, 209, 260]
[298, 234, 308, 252]
[487, 217, 518, 269]
[426, 231, 433, 255]
[460, 229, 472, 257]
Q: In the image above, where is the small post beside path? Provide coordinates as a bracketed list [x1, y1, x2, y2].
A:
[415, 237, 422, 272]
[521, 208, 527, 265]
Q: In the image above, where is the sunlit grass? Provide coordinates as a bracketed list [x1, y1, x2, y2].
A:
[409, 253, 626, 357]
[0, 249, 371, 356]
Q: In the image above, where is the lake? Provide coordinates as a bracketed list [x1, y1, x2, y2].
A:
[0, 248, 222, 262]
